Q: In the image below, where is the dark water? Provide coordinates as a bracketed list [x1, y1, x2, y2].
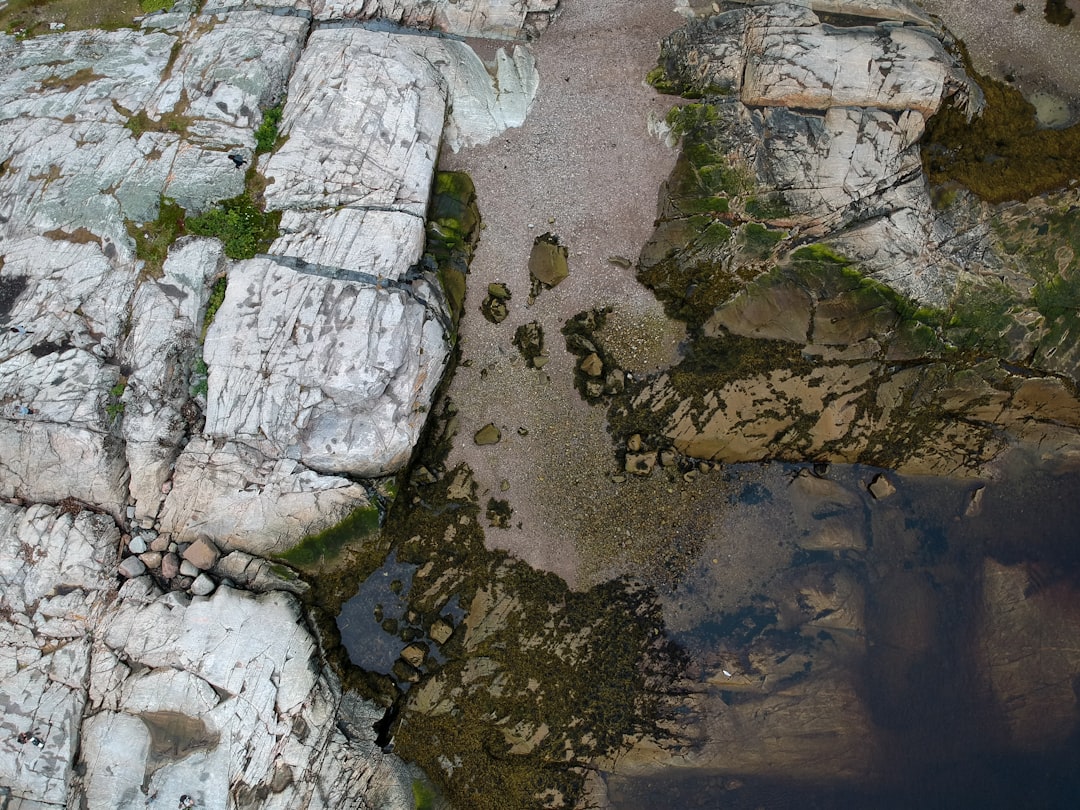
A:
[609, 458, 1080, 809]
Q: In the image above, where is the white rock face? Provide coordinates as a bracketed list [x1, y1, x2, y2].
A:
[158, 438, 373, 555]
[122, 238, 226, 523]
[0, 504, 118, 808]
[264, 28, 447, 217]
[145, 11, 308, 150]
[309, 0, 560, 39]
[199, 258, 448, 478]
[76, 582, 416, 810]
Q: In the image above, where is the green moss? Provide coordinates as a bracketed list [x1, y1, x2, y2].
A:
[106, 380, 126, 420]
[127, 198, 186, 278]
[791, 243, 851, 266]
[412, 779, 438, 810]
[277, 504, 382, 568]
[253, 101, 284, 154]
[425, 171, 480, 331]
[946, 280, 1019, 353]
[139, 0, 173, 12]
[745, 194, 792, 220]
[921, 47, 1080, 203]
[739, 222, 786, 259]
[646, 64, 681, 95]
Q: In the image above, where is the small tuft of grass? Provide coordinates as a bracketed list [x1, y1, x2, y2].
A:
[253, 101, 284, 154]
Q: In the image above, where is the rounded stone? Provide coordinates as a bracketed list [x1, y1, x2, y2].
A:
[180, 560, 200, 578]
[118, 556, 147, 578]
[191, 573, 216, 596]
[128, 536, 148, 554]
[139, 551, 163, 569]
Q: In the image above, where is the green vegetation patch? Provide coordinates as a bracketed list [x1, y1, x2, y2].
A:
[425, 171, 481, 331]
[253, 101, 284, 154]
[187, 192, 281, 260]
[1, 0, 149, 37]
[739, 222, 786, 260]
[127, 197, 186, 278]
[922, 49, 1080, 203]
[946, 279, 1019, 354]
[277, 503, 382, 568]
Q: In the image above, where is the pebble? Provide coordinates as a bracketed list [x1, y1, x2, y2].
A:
[118, 557, 147, 578]
[191, 573, 216, 596]
[126, 505, 136, 520]
[128, 536, 148, 554]
[180, 560, 200, 578]
[150, 536, 170, 552]
[161, 552, 180, 579]
[182, 537, 221, 570]
[139, 551, 162, 569]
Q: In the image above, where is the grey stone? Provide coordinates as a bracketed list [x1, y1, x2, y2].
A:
[190, 573, 216, 596]
[128, 536, 148, 554]
[118, 556, 147, 578]
[179, 560, 200, 578]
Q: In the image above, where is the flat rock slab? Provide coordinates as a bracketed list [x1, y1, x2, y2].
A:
[263, 27, 447, 217]
[201, 257, 449, 478]
[741, 4, 964, 116]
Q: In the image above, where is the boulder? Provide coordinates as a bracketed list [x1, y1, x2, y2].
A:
[308, 0, 561, 40]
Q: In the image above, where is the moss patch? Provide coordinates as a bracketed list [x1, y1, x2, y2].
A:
[127, 197, 186, 278]
[277, 504, 382, 569]
[187, 191, 280, 260]
[253, 101, 284, 155]
[1, 0, 146, 37]
[425, 171, 480, 332]
[921, 48, 1080, 203]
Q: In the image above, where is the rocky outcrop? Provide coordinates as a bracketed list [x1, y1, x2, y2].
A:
[656, 1, 982, 304]
[79, 581, 415, 810]
[309, 0, 560, 39]
[0, 504, 118, 808]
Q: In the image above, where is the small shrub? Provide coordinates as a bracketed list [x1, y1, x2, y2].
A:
[187, 194, 281, 260]
[254, 102, 284, 154]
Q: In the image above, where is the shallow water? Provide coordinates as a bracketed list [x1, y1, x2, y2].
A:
[606, 456, 1080, 808]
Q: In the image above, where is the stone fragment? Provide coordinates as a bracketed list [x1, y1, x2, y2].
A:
[868, 474, 896, 500]
[401, 643, 428, 669]
[128, 536, 148, 554]
[625, 451, 657, 476]
[430, 619, 454, 645]
[474, 424, 502, 445]
[182, 537, 220, 570]
[161, 552, 180, 580]
[965, 486, 985, 518]
[179, 561, 200, 578]
[138, 552, 163, 569]
[627, 433, 644, 452]
[528, 232, 569, 287]
[580, 353, 603, 377]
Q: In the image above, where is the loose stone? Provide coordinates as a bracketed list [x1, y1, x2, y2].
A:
[580, 353, 603, 377]
[118, 557, 147, 579]
[182, 537, 221, 570]
[180, 560, 200, 578]
[161, 552, 180, 579]
[869, 474, 897, 500]
[430, 619, 454, 645]
[528, 232, 569, 287]
[138, 552, 162, 569]
[190, 573, 216, 596]
[401, 643, 427, 668]
[474, 424, 502, 445]
[128, 536, 148, 554]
